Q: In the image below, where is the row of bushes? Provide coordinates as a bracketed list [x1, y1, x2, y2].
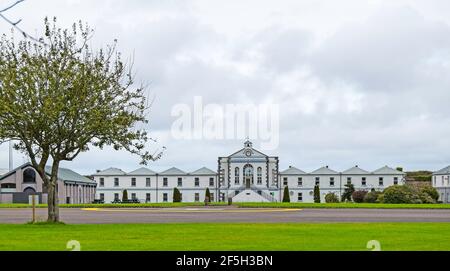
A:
[324, 184, 440, 204]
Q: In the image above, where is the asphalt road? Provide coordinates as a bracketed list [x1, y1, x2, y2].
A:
[1, 207, 450, 224]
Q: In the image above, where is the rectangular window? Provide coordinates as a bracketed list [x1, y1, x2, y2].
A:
[178, 177, 182, 187]
[210, 193, 214, 201]
[315, 177, 320, 186]
[298, 177, 302, 187]
[379, 177, 384, 186]
[394, 177, 399, 185]
[347, 177, 352, 185]
[283, 177, 288, 186]
[330, 177, 335, 187]
[195, 193, 200, 202]
[163, 178, 168, 187]
[131, 178, 136, 187]
[209, 177, 214, 187]
[99, 178, 104, 187]
[146, 193, 151, 203]
[114, 178, 119, 187]
[114, 193, 119, 201]
[298, 193, 303, 202]
[195, 178, 200, 187]
[131, 193, 136, 200]
[163, 193, 168, 202]
[362, 177, 367, 186]
[146, 178, 151, 187]
[100, 193, 104, 201]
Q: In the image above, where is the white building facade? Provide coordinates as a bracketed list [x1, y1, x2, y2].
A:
[93, 140, 406, 203]
[432, 166, 450, 203]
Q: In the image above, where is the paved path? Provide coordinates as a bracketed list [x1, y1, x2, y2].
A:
[1, 207, 450, 224]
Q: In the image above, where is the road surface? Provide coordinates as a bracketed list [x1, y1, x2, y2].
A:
[1, 207, 450, 224]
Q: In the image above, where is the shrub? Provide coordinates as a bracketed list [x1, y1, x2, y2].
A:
[314, 185, 321, 203]
[420, 186, 439, 202]
[325, 193, 339, 203]
[173, 188, 182, 202]
[352, 190, 368, 203]
[381, 185, 419, 204]
[205, 188, 211, 202]
[122, 190, 128, 202]
[282, 186, 290, 202]
[341, 183, 355, 202]
[364, 189, 382, 203]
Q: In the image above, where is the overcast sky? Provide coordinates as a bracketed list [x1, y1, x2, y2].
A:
[1, 0, 450, 174]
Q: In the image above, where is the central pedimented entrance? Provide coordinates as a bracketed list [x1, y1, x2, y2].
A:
[243, 164, 253, 189]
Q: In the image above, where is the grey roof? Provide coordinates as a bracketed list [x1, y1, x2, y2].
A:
[160, 167, 186, 175]
[310, 166, 339, 175]
[190, 167, 216, 175]
[280, 166, 307, 175]
[434, 165, 450, 175]
[127, 167, 157, 175]
[0, 162, 94, 184]
[45, 166, 95, 184]
[93, 167, 126, 176]
[372, 166, 405, 175]
[342, 166, 370, 175]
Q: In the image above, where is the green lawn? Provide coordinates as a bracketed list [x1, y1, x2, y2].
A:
[1, 202, 449, 209]
[0, 223, 449, 251]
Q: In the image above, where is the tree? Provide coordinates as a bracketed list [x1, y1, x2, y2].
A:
[205, 188, 211, 203]
[0, 18, 163, 222]
[282, 186, 290, 202]
[122, 190, 128, 202]
[173, 188, 182, 202]
[325, 192, 339, 203]
[313, 185, 321, 203]
[341, 183, 355, 202]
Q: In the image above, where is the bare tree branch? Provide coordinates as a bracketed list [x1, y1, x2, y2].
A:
[0, 0, 45, 44]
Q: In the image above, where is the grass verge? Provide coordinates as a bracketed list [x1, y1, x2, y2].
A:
[0, 223, 449, 251]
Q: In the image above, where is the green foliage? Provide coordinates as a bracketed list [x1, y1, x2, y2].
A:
[352, 190, 368, 203]
[122, 190, 128, 202]
[314, 185, 321, 203]
[420, 186, 439, 202]
[396, 167, 404, 172]
[341, 183, 355, 202]
[205, 188, 211, 202]
[363, 189, 382, 203]
[406, 171, 432, 182]
[381, 185, 420, 204]
[173, 188, 182, 202]
[381, 184, 440, 204]
[0, 18, 162, 222]
[324, 193, 339, 203]
[282, 186, 290, 202]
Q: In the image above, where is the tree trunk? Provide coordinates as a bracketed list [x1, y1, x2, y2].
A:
[47, 163, 60, 222]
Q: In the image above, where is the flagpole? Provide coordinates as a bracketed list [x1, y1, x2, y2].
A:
[9, 140, 13, 171]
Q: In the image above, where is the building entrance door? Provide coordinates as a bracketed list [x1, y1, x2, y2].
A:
[246, 178, 251, 189]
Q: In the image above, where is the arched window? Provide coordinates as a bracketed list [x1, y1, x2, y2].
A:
[234, 167, 239, 184]
[257, 167, 262, 184]
[243, 165, 253, 177]
[23, 168, 36, 183]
